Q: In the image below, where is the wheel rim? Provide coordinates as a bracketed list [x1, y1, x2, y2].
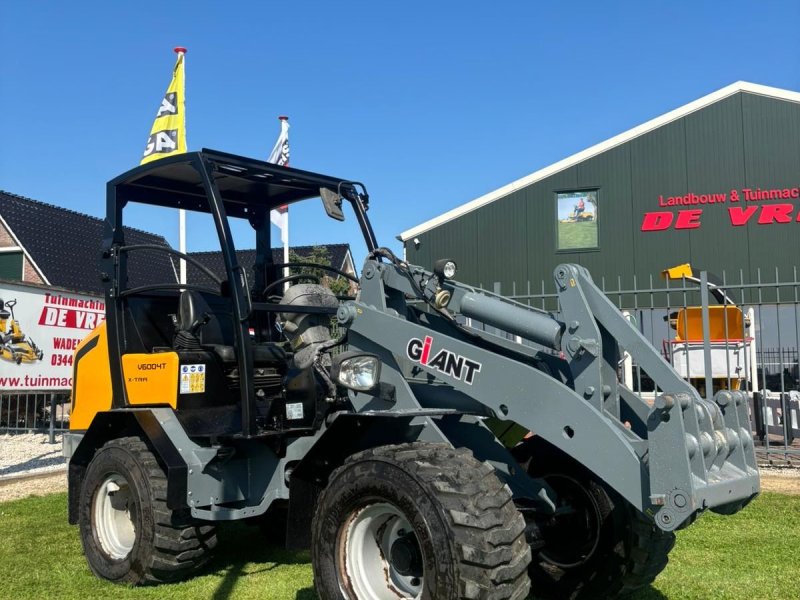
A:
[538, 474, 602, 568]
[338, 502, 423, 600]
[93, 473, 136, 560]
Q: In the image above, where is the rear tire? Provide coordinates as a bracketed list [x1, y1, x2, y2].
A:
[520, 438, 675, 599]
[311, 442, 531, 600]
[79, 436, 217, 585]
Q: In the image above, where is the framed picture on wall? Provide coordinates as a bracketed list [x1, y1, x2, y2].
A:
[556, 190, 598, 250]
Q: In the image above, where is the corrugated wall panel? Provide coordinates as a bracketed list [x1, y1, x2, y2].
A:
[474, 189, 528, 291]
[416, 211, 480, 284]
[575, 144, 634, 291]
[629, 119, 692, 285]
[684, 94, 750, 278]
[742, 93, 800, 291]
[525, 167, 579, 291]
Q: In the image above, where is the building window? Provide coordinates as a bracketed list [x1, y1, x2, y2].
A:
[556, 190, 598, 250]
[0, 250, 23, 280]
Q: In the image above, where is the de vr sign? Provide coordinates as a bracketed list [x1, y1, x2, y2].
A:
[640, 186, 800, 231]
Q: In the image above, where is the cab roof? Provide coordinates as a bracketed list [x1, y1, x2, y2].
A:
[110, 148, 352, 219]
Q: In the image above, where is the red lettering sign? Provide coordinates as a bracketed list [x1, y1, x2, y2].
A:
[675, 209, 702, 229]
[757, 203, 793, 224]
[728, 206, 758, 226]
[641, 212, 673, 231]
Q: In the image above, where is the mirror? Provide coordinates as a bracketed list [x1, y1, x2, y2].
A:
[320, 187, 345, 221]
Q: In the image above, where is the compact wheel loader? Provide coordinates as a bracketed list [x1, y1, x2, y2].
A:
[65, 149, 759, 599]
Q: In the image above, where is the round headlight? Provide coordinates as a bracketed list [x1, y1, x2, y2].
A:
[433, 258, 458, 280]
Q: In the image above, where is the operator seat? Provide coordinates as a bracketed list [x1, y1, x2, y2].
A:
[176, 290, 286, 365]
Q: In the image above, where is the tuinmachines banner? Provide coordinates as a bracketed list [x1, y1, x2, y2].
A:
[0, 281, 104, 390]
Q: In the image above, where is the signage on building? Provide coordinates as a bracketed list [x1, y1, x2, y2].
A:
[0, 282, 103, 390]
[641, 186, 800, 231]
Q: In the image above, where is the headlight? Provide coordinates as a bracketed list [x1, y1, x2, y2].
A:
[331, 352, 381, 392]
[433, 258, 457, 280]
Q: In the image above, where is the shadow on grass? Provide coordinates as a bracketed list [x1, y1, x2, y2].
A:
[196, 521, 668, 600]
[529, 587, 666, 600]
[197, 521, 316, 600]
[625, 587, 668, 600]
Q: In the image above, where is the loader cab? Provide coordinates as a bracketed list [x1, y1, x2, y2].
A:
[98, 149, 377, 438]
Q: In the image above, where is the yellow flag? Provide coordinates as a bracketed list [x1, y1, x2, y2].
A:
[140, 49, 186, 164]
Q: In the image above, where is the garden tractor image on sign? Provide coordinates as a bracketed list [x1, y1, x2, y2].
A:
[0, 298, 44, 365]
[63, 150, 758, 600]
[557, 190, 597, 250]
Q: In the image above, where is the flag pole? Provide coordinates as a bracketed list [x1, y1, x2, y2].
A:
[278, 116, 290, 282]
[174, 46, 188, 284]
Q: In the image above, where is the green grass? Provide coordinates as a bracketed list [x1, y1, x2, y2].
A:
[558, 220, 597, 250]
[0, 492, 797, 599]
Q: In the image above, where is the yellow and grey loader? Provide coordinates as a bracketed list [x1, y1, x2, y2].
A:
[65, 150, 759, 599]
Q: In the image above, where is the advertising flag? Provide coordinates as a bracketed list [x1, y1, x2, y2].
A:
[268, 117, 290, 246]
[141, 48, 187, 164]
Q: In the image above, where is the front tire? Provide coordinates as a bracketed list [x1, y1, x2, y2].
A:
[519, 437, 675, 599]
[79, 436, 217, 585]
[311, 443, 531, 600]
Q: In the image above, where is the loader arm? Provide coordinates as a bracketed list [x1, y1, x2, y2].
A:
[338, 259, 759, 531]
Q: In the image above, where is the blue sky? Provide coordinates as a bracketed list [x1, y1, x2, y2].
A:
[1, 1, 798, 266]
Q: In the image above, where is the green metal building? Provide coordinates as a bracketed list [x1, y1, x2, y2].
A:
[399, 82, 800, 294]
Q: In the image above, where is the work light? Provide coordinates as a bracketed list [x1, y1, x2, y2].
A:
[332, 352, 382, 391]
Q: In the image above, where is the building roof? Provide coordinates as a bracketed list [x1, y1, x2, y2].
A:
[186, 244, 355, 289]
[0, 190, 176, 295]
[399, 81, 800, 242]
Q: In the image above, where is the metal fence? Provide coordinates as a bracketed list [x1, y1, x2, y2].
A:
[4, 268, 800, 463]
[0, 391, 70, 442]
[478, 266, 800, 465]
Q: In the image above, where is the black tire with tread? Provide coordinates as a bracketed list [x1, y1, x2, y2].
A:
[520, 438, 675, 599]
[79, 436, 217, 585]
[311, 442, 532, 600]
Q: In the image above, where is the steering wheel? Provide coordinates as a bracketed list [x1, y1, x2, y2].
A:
[117, 244, 224, 297]
[263, 274, 321, 298]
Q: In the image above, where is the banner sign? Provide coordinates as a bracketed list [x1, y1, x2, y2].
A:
[641, 186, 800, 231]
[0, 282, 104, 390]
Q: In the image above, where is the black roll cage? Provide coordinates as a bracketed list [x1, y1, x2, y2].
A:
[102, 149, 378, 438]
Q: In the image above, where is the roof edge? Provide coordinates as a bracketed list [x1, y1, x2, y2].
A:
[399, 81, 800, 241]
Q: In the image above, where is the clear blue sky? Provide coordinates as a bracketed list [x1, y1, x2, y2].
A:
[2, 1, 798, 266]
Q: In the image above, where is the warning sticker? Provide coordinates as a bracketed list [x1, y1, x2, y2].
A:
[285, 402, 304, 420]
[180, 364, 206, 394]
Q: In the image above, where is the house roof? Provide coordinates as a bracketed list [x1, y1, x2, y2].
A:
[186, 244, 354, 289]
[0, 190, 176, 295]
[399, 81, 800, 242]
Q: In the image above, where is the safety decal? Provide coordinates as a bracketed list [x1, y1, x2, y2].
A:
[180, 363, 206, 394]
[406, 335, 482, 384]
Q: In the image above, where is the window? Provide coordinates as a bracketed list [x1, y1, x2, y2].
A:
[0, 250, 23, 280]
[556, 190, 598, 250]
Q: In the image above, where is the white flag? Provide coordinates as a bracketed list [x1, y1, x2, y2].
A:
[268, 116, 290, 259]
[268, 116, 290, 166]
[270, 206, 288, 244]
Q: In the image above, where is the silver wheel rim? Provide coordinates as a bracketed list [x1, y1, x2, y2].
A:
[339, 502, 423, 600]
[93, 473, 136, 560]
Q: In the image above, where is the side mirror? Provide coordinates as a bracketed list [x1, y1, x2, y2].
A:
[320, 187, 345, 221]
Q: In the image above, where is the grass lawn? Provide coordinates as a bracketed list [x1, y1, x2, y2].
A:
[558, 220, 597, 249]
[0, 491, 797, 599]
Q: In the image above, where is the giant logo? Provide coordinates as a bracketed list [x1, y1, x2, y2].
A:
[406, 335, 482, 385]
[143, 129, 179, 158]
